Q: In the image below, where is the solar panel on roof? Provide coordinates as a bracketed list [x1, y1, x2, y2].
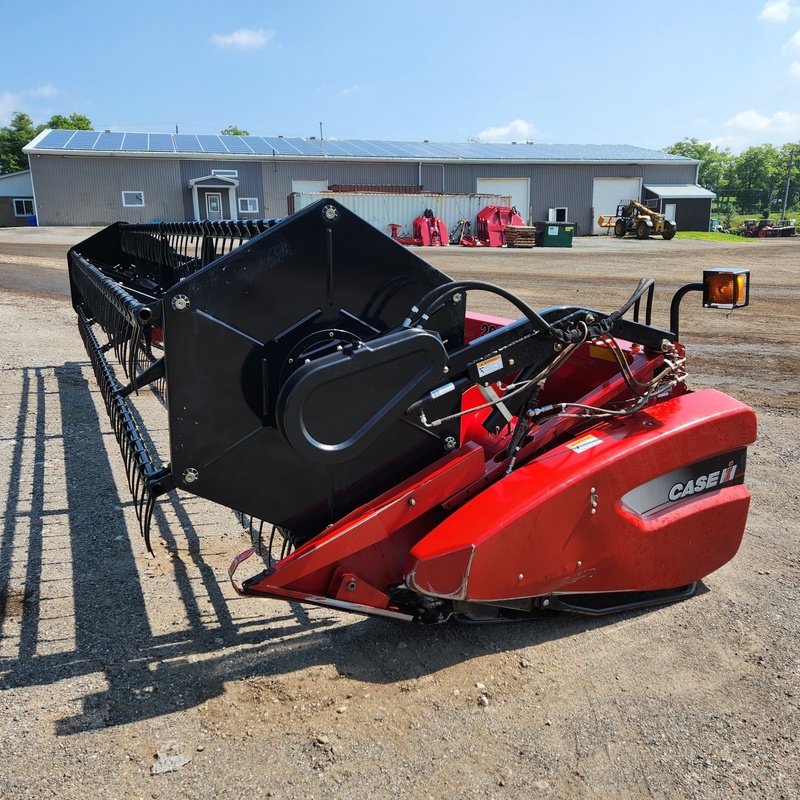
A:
[149, 133, 174, 152]
[36, 129, 74, 149]
[121, 133, 149, 151]
[67, 131, 101, 150]
[369, 141, 412, 157]
[174, 134, 203, 152]
[197, 135, 229, 153]
[95, 131, 124, 151]
[285, 138, 324, 155]
[346, 140, 391, 157]
[220, 135, 253, 154]
[257, 137, 298, 155]
[240, 137, 276, 155]
[314, 140, 351, 156]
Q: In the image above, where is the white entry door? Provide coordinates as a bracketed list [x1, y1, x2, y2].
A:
[206, 193, 223, 220]
[476, 178, 531, 222]
[665, 203, 677, 222]
[591, 178, 642, 235]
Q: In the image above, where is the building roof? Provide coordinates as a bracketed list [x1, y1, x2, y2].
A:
[645, 184, 716, 199]
[24, 129, 696, 165]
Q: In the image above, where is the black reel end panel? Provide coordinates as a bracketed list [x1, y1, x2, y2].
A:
[162, 199, 465, 539]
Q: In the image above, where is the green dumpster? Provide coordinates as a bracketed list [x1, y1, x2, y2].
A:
[535, 221, 574, 248]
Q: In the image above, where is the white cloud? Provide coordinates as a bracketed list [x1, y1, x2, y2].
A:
[784, 29, 800, 50]
[723, 108, 800, 135]
[30, 84, 57, 98]
[211, 28, 273, 50]
[476, 119, 538, 143]
[759, 0, 799, 21]
[0, 91, 19, 125]
[0, 85, 61, 125]
[790, 60, 800, 77]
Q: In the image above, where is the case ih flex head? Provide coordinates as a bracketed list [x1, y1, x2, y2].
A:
[68, 200, 755, 624]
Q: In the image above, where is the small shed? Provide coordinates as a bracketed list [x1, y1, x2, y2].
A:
[643, 184, 715, 232]
[0, 170, 35, 227]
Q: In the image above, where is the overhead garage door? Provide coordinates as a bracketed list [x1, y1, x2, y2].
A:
[476, 178, 531, 223]
[592, 178, 641, 235]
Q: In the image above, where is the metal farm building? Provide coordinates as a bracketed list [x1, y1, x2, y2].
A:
[23, 130, 712, 234]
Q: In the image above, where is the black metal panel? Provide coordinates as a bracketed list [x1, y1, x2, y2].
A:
[162, 199, 464, 537]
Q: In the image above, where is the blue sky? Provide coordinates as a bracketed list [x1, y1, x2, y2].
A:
[2, 0, 799, 154]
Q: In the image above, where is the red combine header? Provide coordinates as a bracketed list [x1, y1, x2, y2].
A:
[67, 200, 755, 624]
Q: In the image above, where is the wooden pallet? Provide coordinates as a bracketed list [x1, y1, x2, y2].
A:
[504, 226, 537, 248]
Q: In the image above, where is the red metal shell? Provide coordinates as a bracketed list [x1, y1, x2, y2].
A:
[406, 389, 757, 601]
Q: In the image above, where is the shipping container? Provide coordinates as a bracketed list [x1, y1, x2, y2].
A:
[289, 192, 511, 238]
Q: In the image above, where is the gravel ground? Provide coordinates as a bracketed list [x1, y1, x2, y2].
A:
[0, 227, 798, 799]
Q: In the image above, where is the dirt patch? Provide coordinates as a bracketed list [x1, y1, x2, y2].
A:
[0, 232, 798, 799]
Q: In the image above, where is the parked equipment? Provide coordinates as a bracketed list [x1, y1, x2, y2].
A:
[737, 218, 796, 238]
[68, 199, 755, 624]
[475, 205, 533, 247]
[389, 209, 448, 246]
[612, 200, 676, 240]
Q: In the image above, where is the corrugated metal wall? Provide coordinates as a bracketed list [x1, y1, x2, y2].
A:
[261, 160, 420, 219]
[29, 152, 700, 231]
[178, 160, 265, 219]
[30, 156, 184, 225]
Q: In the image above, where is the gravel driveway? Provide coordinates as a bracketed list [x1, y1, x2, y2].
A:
[0, 228, 797, 799]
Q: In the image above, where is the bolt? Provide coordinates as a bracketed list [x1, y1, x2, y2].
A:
[660, 339, 672, 353]
[542, 598, 550, 607]
[182, 468, 199, 484]
[585, 314, 596, 324]
[171, 294, 190, 312]
[554, 342, 563, 352]
[444, 436, 458, 452]
[518, 574, 524, 581]
[346, 580, 357, 592]
[408, 497, 416, 507]
[451, 292, 463, 304]
[322, 204, 338, 221]
[577, 561, 582, 568]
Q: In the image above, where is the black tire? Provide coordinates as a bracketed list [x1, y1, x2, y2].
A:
[636, 219, 650, 239]
[614, 219, 626, 238]
[662, 222, 676, 240]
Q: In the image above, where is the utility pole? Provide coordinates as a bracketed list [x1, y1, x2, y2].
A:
[782, 150, 794, 221]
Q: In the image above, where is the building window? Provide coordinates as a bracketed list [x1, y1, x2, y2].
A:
[13, 199, 34, 216]
[212, 169, 238, 178]
[122, 191, 145, 207]
[238, 197, 258, 214]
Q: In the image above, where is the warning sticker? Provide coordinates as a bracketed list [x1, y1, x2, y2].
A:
[566, 433, 603, 454]
[476, 354, 504, 379]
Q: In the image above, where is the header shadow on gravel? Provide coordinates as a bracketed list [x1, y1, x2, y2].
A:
[0, 361, 697, 735]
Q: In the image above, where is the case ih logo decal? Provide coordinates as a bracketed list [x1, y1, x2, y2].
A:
[668, 461, 740, 502]
[621, 449, 747, 518]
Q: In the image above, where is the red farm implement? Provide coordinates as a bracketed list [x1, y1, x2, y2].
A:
[68, 199, 755, 624]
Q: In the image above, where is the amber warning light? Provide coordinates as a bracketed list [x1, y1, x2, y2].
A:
[703, 268, 750, 309]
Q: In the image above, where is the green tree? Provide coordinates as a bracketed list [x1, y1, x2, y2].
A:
[221, 125, 250, 136]
[0, 110, 94, 174]
[731, 144, 781, 213]
[0, 112, 39, 173]
[777, 143, 799, 214]
[663, 138, 732, 193]
[44, 113, 93, 130]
